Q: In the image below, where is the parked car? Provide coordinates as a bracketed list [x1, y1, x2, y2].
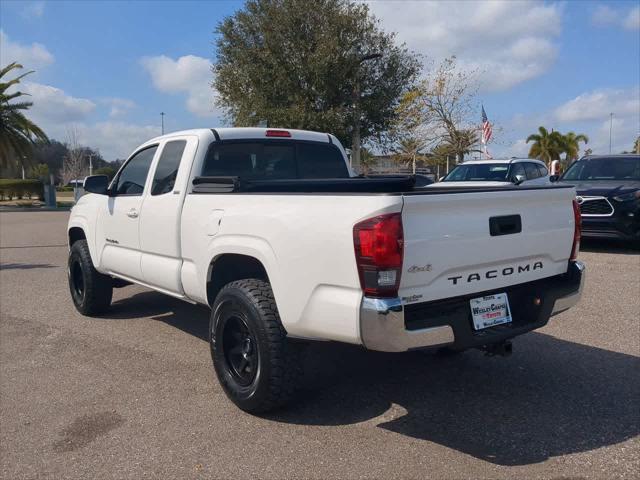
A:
[430, 158, 551, 187]
[68, 128, 584, 412]
[557, 154, 639, 244]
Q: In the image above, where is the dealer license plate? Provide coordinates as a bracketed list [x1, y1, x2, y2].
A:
[470, 293, 512, 330]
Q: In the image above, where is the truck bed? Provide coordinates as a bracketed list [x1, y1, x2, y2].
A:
[191, 175, 575, 195]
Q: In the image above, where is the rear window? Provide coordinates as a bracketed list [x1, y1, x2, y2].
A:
[201, 141, 348, 180]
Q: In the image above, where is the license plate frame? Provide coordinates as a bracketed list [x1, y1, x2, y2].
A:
[469, 293, 512, 330]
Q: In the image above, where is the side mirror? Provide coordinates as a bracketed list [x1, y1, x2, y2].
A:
[549, 175, 559, 183]
[513, 174, 526, 185]
[83, 175, 109, 195]
[438, 176, 445, 182]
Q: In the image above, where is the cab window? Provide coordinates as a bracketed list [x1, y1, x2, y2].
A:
[113, 146, 158, 195]
[152, 140, 187, 195]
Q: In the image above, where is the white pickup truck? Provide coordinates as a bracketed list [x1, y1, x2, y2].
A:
[67, 128, 585, 412]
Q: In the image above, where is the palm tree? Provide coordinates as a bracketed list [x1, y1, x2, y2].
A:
[0, 62, 49, 170]
[562, 132, 589, 162]
[393, 137, 428, 173]
[526, 127, 564, 166]
[441, 128, 481, 163]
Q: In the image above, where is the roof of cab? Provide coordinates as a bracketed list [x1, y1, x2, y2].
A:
[146, 127, 333, 144]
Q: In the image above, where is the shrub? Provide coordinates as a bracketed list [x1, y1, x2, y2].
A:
[0, 179, 45, 201]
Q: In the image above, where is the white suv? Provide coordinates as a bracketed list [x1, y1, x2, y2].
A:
[431, 158, 551, 187]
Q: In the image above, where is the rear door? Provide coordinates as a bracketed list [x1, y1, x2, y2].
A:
[399, 186, 576, 303]
[139, 136, 197, 293]
[98, 145, 158, 280]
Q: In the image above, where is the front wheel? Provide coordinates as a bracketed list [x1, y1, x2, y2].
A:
[68, 239, 113, 316]
[210, 279, 302, 413]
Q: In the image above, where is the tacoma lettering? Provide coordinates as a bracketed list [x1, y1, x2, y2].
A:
[447, 262, 544, 285]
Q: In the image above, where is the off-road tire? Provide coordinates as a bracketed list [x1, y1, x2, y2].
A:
[68, 239, 113, 316]
[210, 279, 302, 413]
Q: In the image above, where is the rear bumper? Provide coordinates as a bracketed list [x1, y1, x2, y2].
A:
[359, 260, 585, 352]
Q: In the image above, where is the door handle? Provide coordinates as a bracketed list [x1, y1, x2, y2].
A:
[126, 209, 139, 219]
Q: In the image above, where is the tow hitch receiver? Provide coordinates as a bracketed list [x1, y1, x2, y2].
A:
[480, 340, 513, 357]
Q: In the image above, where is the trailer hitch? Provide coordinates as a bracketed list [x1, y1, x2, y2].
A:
[480, 340, 513, 357]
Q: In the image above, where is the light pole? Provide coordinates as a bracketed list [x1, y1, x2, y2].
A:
[160, 112, 165, 135]
[87, 153, 93, 176]
[351, 53, 382, 172]
[609, 113, 614, 154]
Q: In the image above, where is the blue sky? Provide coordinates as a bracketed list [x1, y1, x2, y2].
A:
[1, 0, 639, 160]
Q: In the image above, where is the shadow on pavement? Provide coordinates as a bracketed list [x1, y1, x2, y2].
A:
[581, 238, 639, 255]
[107, 291, 210, 340]
[0, 263, 58, 270]
[104, 290, 640, 466]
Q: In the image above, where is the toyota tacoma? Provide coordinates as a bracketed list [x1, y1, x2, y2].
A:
[67, 128, 585, 412]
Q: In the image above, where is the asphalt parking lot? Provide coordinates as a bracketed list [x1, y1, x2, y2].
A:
[1, 211, 638, 479]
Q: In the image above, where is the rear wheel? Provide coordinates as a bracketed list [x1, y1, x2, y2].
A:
[68, 239, 113, 316]
[210, 279, 301, 413]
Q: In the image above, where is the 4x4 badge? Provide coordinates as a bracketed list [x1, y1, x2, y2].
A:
[408, 264, 432, 273]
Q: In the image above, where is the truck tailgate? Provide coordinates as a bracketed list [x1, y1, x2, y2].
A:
[399, 187, 576, 304]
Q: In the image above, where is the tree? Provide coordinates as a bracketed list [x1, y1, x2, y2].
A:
[634, 136, 640, 154]
[94, 166, 116, 180]
[420, 56, 479, 148]
[562, 132, 588, 162]
[440, 128, 481, 163]
[0, 62, 49, 170]
[526, 127, 564, 166]
[61, 128, 89, 186]
[213, 0, 420, 167]
[388, 56, 482, 163]
[28, 163, 49, 181]
[388, 88, 438, 172]
[392, 138, 427, 174]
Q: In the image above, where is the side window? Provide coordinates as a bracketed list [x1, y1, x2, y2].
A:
[114, 146, 158, 195]
[537, 164, 549, 177]
[297, 144, 349, 178]
[510, 163, 525, 180]
[152, 140, 187, 195]
[524, 162, 540, 179]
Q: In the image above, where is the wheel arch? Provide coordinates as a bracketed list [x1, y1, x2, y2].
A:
[206, 254, 271, 307]
[67, 219, 100, 267]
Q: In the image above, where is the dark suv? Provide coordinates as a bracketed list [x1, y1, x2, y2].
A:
[559, 154, 640, 243]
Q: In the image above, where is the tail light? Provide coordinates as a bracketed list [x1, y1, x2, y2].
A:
[353, 213, 404, 297]
[570, 199, 581, 261]
[265, 129, 291, 137]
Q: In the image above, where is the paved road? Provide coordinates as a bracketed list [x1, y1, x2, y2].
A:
[1, 211, 639, 479]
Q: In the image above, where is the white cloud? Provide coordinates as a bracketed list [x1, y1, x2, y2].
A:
[77, 122, 161, 160]
[368, 0, 563, 91]
[0, 30, 54, 69]
[101, 97, 136, 118]
[21, 1, 45, 19]
[624, 6, 640, 30]
[591, 4, 640, 30]
[494, 87, 640, 159]
[553, 87, 640, 123]
[591, 5, 619, 27]
[140, 54, 218, 117]
[21, 82, 95, 123]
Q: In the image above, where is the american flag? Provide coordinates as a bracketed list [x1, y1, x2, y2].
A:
[481, 105, 492, 144]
